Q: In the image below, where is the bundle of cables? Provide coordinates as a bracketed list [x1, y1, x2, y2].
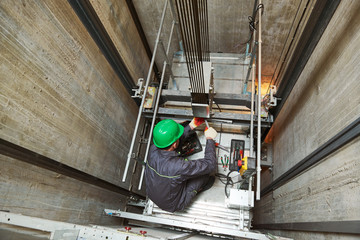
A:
[215, 171, 246, 198]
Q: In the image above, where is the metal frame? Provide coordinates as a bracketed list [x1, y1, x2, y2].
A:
[161, 90, 252, 108]
[143, 107, 272, 127]
[261, 116, 360, 196]
[0, 212, 159, 240]
[104, 209, 272, 240]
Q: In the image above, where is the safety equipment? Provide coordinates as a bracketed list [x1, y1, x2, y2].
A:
[153, 119, 184, 148]
[189, 117, 205, 129]
[146, 125, 217, 212]
[205, 127, 217, 140]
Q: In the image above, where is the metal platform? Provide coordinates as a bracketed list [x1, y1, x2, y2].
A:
[106, 133, 282, 240]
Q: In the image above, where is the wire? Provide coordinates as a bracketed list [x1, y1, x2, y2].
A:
[215, 171, 235, 198]
[248, 4, 265, 41]
[257, 3, 264, 13]
[215, 102, 222, 112]
[216, 170, 247, 197]
[216, 123, 223, 156]
[215, 173, 229, 185]
[233, 3, 265, 52]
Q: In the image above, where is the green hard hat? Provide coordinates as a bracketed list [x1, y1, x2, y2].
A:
[153, 119, 184, 148]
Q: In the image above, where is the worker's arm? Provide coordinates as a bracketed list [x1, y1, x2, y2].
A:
[181, 117, 205, 140]
[181, 124, 192, 140]
[176, 127, 217, 180]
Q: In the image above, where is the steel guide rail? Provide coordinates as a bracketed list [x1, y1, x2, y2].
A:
[137, 18, 177, 190]
[122, 0, 169, 183]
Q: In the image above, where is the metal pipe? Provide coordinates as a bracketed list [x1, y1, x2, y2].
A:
[138, 60, 168, 190]
[248, 176, 253, 192]
[250, 31, 256, 158]
[122, 0, 168, 182]
[169, 0, 184, 51]
[166, 21, 177, 87]
[256, 0, 262, 200]
[138, 2, 176, 190]
[242, 0, 259, 88]
[244, 45, 257, 85]
[159, 40, 175, 81]
[167, 21, 176, 55]
[168, 1, 181, 90]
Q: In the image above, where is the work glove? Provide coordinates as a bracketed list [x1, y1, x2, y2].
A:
[189, 117, 205, 129]
[204, 127, 217, 140]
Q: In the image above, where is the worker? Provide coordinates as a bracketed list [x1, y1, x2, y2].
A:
[145, 118, 217, 212]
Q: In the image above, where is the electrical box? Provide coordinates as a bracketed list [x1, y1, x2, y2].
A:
[179, 131, 202, 157]
[229, 139, 245, 171]
[240, 156, 256, 178]
[144, 86, 157, 109]
[226, 189, 254, 209]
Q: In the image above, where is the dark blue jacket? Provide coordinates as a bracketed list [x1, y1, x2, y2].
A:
[145, 125, 216, 212]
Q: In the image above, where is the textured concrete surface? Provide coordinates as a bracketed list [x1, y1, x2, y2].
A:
[269, 0, 360, 179]
[0, 155, 125, 225]
[254, 0, 360, 238]
[0, 0, 143, 224]
[0, 0, 139, 188]
[90, 0, 150, 83]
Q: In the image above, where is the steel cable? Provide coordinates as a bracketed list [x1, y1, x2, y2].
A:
[175, 0, 209, 103]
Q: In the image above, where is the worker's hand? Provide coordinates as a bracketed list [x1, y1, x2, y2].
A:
[204, 127, 217, 140]
[189, 117, 205, 129]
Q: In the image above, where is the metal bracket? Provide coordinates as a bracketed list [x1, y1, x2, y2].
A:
[268, 85, 278, 107]
[128, 198, 147, 208]
[132, 78, 144, 98]
[144, 199, 154, 215]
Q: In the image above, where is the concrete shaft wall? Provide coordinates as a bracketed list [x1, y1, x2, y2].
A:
[255, 0, 360, 239]
[0, 0, 148, 224]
